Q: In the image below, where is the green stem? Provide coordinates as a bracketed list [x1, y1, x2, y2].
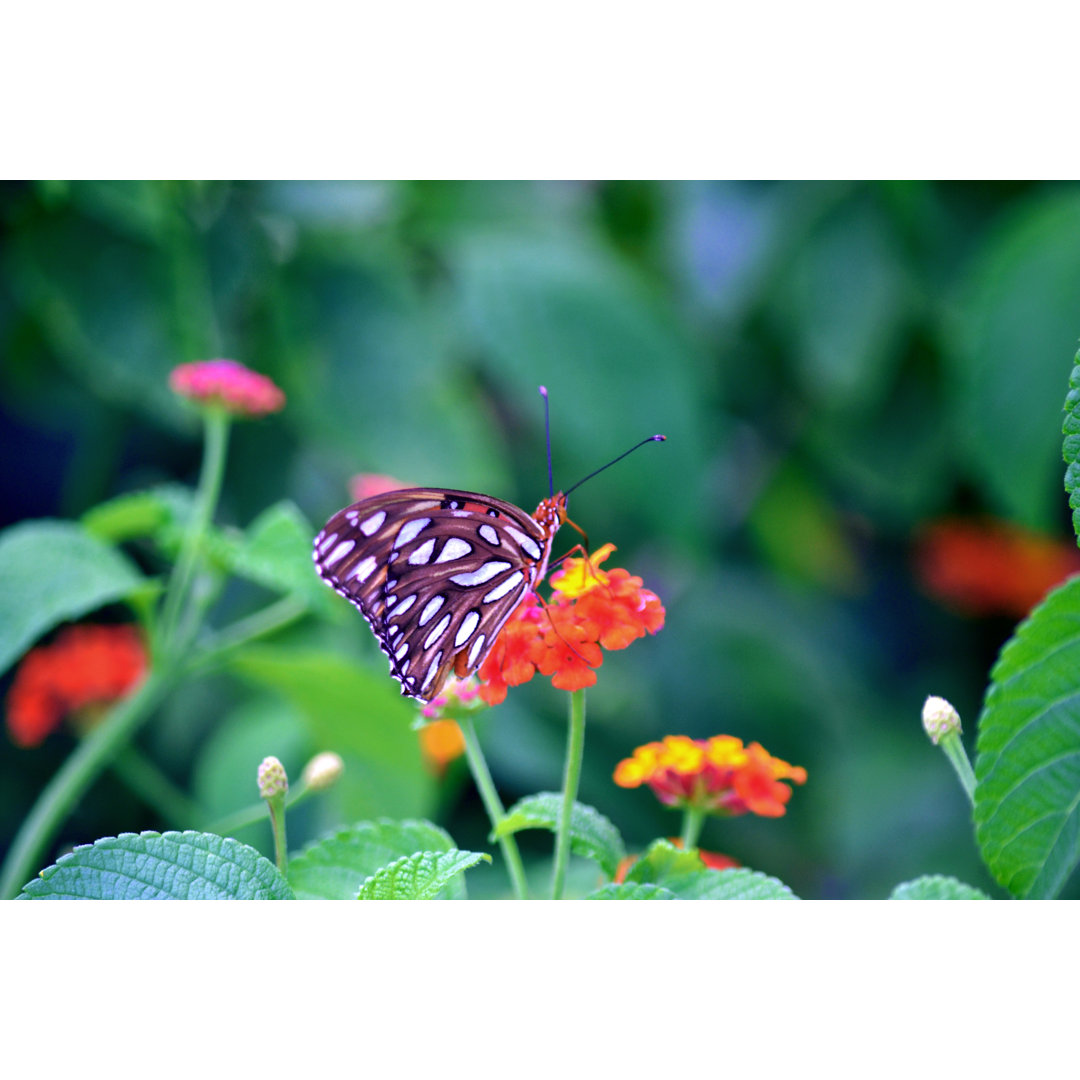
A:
[111, 745, 204, 828]
[460, 717, 529, 900]
[940, 730, 977, 805]
[207, 783, 314, 837]
[190, 594, 309, 672]
[551, 688, 586, 900]
[0, 668, 172, 899]
[159, 407, 230, 652]
[266, 794, 288, 875]
[680, 805, 706, 851]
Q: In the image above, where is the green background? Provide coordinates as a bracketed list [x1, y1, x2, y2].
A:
[3, 180, 1079, 899]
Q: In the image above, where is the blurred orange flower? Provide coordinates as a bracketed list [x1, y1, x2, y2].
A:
[6, 624, 148, 747]
[915, 517, 1080, 617]
[476, 544, 664, 705]
[614, 734, 806, 818]
[419, 720, 467, 776]
[169, 358, 285, 417]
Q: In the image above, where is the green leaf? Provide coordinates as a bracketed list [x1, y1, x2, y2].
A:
[1061, 352, 1080, 545]
[81, 483, 195, 552]
[355, 850, 490, 900]
[19, 831, 293, 899]
[890, 876, 991, 900]
[227, 646, 435, 820]
[950, 189, 1080, 528]
[585, 883, 679, 900]
[218, 501, 335, 610]
[662, 868, 799, 900]
[493, 793, 626, 879]
[289, 820, 462, 900]
[0, 520, 147, 679]
[623, 839, 706, 885]
[621, 840, 799, 898]
[974, 576, 1080, 898]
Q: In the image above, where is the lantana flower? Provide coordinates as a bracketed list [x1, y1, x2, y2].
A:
[614, 734, 806, 818]
[6, 624, 148, 747]
[477, 544, 665, 705]
[169, 358, 285, 418]
[915, 517, 1080, 617]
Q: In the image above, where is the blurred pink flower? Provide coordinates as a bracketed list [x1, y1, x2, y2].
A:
[169, 359, 285, 418]
[348, 473, 409, 501]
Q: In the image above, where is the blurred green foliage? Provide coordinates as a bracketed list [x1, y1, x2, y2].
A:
[2, 180, 1079, 899]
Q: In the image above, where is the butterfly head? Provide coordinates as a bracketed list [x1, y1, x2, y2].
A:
[533, 492, 568, 534]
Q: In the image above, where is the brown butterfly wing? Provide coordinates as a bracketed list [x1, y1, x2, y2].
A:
[313, 488, 554, 701]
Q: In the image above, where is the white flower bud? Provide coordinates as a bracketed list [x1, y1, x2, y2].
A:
[257, 756, 289, 800]
[922, 696, 962, 745]
[300, 751, 344, 792]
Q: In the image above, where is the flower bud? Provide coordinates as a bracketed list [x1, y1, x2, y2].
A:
[922, 696, 962, 745]
[257, 756, 289, 800]
[300, 751, 344, 792]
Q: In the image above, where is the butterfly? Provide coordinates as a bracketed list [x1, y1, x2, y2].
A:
[313, 485, 570, 702]
[314, 384, 664, 706]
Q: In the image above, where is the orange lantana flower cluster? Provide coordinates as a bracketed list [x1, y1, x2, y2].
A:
[614, 734, 807, 818]
[6, 624, 148, 748]
[476, 544, 665, 705]
[915, 517, 1080, 618]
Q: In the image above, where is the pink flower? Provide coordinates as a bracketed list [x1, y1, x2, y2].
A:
[348, 474, 409, 501]
[169, 359, 285, 418]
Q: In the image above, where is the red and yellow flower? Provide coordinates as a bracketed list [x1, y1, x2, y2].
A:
[476, 544, 665, 705]
[614, 734, 806, 818]
[6, 624, 148, 747]
[169, 358, 285, 418]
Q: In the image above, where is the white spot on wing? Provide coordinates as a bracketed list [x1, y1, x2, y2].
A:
[408, 538, 436, 565]
[423, 612, 452, 649]
[360, 510, 386, 535]
[421, 651, 443, 692]
[389, 594, 417, 617]
[350, 555, 378, 582]
[317, 532, 339, 556]
[506, 526, 542, 560]
[483, 570, 524, 603]
[394, 517, 431, 548]
[455, 610, 480, 646]
[325, 539, 355, 565]
[479, 523, 500, 546]
[418, 595, 445, 626]
[468, 633, 487, 668]
[450, 560, 511, 587]
[436, 537, 473, 563]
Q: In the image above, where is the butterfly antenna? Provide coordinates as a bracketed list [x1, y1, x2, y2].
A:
[564, 434, 666, 496]
[539, 385, 554, 498]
